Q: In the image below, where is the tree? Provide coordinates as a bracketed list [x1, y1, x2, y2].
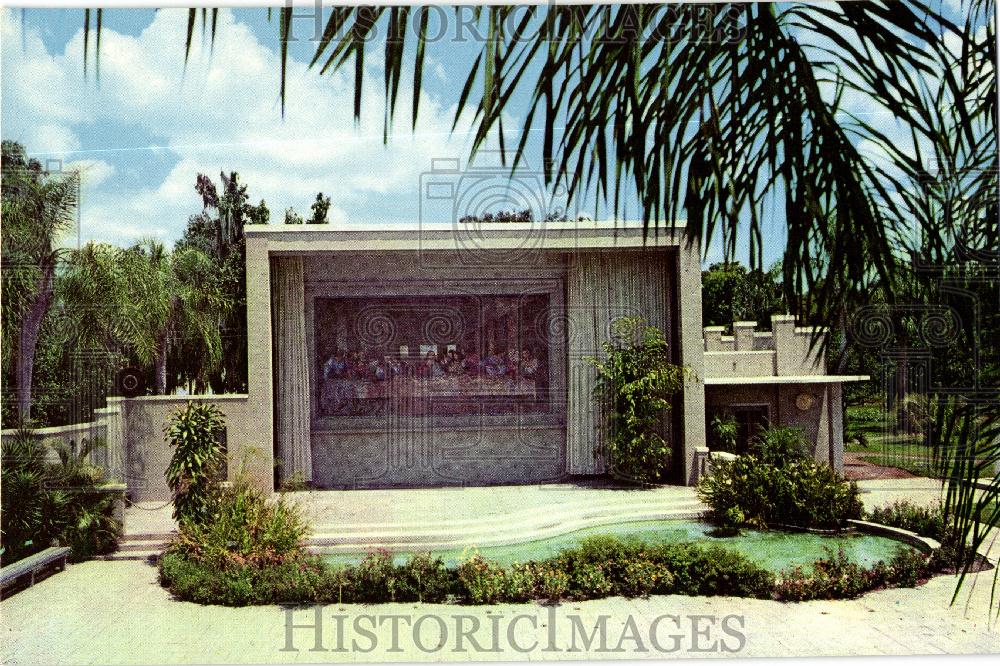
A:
[701, 262, 786, 330]
[180, 172, 268, 393]
[307, 193, 331, 225]
[61, 241, 229, 396]
[283, 207, 303, 225]
[1, 141, 80, 423]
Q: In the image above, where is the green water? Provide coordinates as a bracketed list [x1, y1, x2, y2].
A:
[323, 520, 915, 573]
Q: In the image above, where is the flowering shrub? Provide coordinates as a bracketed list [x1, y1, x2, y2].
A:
[167, 478, 308, 570]
[456, 554, 513, 604]
[775, 546, 932, 602]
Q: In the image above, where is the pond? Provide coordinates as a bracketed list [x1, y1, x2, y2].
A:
[322, 520, 916, 573]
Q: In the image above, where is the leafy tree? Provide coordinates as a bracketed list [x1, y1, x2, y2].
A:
[1, 141, 80, 423]
[124, 242, 229, 394]
[701, 262, 786, 330]
[307, 193, 331, 224]
[284, 207, 303, 224]
[179, 172, 269, 393]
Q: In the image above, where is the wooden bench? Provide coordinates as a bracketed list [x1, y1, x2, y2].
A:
[0, 547, 71, 597]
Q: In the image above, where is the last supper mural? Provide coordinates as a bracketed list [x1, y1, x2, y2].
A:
[312, 294, 553, 418]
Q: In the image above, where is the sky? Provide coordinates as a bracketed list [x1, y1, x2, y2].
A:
[0, 4, 973, 267]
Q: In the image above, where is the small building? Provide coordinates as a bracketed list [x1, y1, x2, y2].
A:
[79, 221, 865, 499]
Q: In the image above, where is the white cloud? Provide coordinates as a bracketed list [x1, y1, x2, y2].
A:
[2, 8, 474, 245]
[66, 159, 116, 188]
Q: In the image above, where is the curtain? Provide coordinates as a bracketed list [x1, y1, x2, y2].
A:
[271, 256, 312, 483]
[565, 250, 671, 474]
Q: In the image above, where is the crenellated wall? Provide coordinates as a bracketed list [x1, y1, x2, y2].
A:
[703, 314, 826, 379]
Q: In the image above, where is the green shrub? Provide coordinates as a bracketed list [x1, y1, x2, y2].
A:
[775, 547, 868, 601]
[533, 562, 571, 602]
[774, 546, 930, 602]
[750, 426, 809, 466]
[865, 500, 964, 572]
[698, 447, 863, 531]
[552, 535, 772, 600]
[159, 551, 324, 606]
[168, 478, 308, 569]
[505, 562, 539, 602]
[61, 491, 122, 562]
[620, 559, 673, 598]
[318, 565, 354, 605]
[165, 402, 226, 526]
[569, 562, 614, 600]
[396, 552, 453, 603]
[709, 414, 738, 453]
[866, 501, 944, 540]
[0, 428, 120, 565]
[886, 548, 931, 587]
[591, 317, 686, 483]
[648, 542, 775, 598]
[346, 549, 399, 602]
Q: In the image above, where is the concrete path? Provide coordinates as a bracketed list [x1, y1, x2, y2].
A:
[116, 478, 985, 559]
[2, 560, 997, 664]
[117, 483, 704, 559]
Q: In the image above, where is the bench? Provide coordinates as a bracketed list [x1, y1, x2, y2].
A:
[0, 547, 71, 596]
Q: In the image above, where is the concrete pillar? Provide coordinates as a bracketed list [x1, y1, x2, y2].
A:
[244, 235, 275, 493]
[771, 314, 797, 375]
[733, 321, 757, 351]
[677, 237, 706, 485]
[830, 383, 844, 471]
[703, 326, 725, 351]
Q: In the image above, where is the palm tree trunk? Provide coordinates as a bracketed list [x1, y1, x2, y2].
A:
[15, 258, 57, 423]
[154, 329, 169, 395]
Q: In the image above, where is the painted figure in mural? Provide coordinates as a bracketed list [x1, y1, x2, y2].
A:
[323, 351, 349, 380]
[462, 351, 481, 376]
[484, 352, 508, 377]
[520, 349, 540, 380]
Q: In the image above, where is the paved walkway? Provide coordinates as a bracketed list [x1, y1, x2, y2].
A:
[124, 483, 702, 536]
[2, 560, 997, 663]
[124, 478, 963, 536]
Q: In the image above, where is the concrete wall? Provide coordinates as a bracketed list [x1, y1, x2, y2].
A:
[312, 425, 565, 488]
[703, 315, 825, 378]
[119, 395, 258, 501]
[704, 383, 841, 468]
[0, 406, 123, 481]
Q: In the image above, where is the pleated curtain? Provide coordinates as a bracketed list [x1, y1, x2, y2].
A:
[271, 256, 313, 483]
[565, 251, 670, 474]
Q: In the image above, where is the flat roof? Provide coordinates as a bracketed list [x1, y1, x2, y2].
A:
[245, 220, 690, 253]
[704, 375, 870, 385]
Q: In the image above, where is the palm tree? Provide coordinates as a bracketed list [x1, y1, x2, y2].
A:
[1, 141, 80, 423]
[116, 241, 230, 394]
[61, 241, 230, 395]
